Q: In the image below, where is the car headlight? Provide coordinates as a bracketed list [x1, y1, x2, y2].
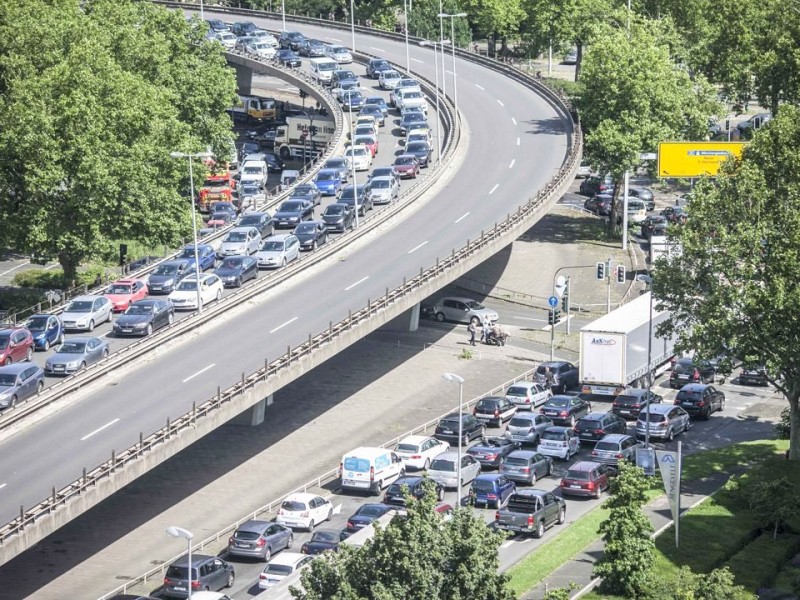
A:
[225, 276, 237, 281]
[67, 360, 82, 368]
[133, 322, 149, 329]
[289, 217, 298, 222]
[164, 278, 174, 287]
[0, 391, 11, 400]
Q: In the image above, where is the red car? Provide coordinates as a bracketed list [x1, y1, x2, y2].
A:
[353, 135, 378, 157]
[0, 327, 34, 365]
[393, 154, 420, 179]
[103, 278, 149, 312]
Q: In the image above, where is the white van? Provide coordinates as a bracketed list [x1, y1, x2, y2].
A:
[309, 57, 338, 86]
[339, 447, 404, 494]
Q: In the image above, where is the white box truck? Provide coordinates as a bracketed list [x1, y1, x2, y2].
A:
[579, 292, 675, 397]
[273, 115, 336, 160]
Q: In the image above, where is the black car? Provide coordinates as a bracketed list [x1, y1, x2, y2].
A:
[383, 476, 444, 506]
[293, 221, 328, 250]
[404, 141, 432, 168]
[611, 389, 663, 419]
[214, 255, 258, 287]
[640, 215, 667, 238]
[322, 203, 355, 232]
[466, 437, 520, 469]
[239, 142, 260, 161]
[279, 30, 306, 50]
[628, 187, 655, 210]
[205, 19, 229, 33]
[274, 200, 314, 228]
[112, 300, 174, 337]
[340, 503, 396, 540]
[398, 115, 428, 134]
[260, 151, 285, 172]
[300, 529, 340, 555]
[237, 211, 275, 239]
[534, 361, 580, 393]
[539, 395, 592, 426]
[473, 396, 517, 427]
[369, 166, 400, 183]
[573, 411, 627, 442]
[331, 69, 358, 88]
[147, 259, 192, 294]
[674, 383, 725, 419]
[366, 58, 392, 78]
[584, 194, 612, 216]
[275, 49, 301, 67]
[739, 364, 768, 386]
[290, 183, 322, 206]
[579, 174, 615, 196]
[434, 412, 485, 445]
[339, 184, 373, 216]
[298, 38, 326, 57]
[231, 21, 258, 36]
[670, 357, 716, 389]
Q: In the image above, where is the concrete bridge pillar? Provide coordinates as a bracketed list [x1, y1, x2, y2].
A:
[233, 394, 273, 426]
[233, 63, 253, 96]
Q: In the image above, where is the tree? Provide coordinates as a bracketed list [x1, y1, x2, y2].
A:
[0, 0, 236, 283]
[746, 477, 800, 539]
[647, 566, 756, 600]
[462, 0, 524, 54]
[293, 479, 514, 600]
[593, 461, 655, 597]
[407, 0, 472, 47]
[653, 105, 800, 460]
[577, 16, 720, 233]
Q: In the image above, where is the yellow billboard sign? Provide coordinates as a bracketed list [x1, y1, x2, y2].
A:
[657, 142, 746, 178]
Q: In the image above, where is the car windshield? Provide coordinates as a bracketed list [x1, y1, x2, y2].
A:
[506, 386, 529, 397]
[677, 391, 703, 401]
[25, 316, 49, 331]
[509, 417, 534, 428]
[357, 505, 386, 517]
[545, 398, 569, 408]
[371, 179, 390, 189]
[210, 212, 229, 221]
[0, 373, 19, 386]
[280, 202, 303, 211]
[430, 459, 455, 472]
[65, 301, 93, 312]
[383, 71, 399, 79]
[317, 172, 337, 181]
[347, 147, 367, 157]
[616, 394, 644, 405]
[541, 430, 565, 441]
[324, 206, 344, 216]
[107, 284, 132, 294]
[176, 280, 199, 291]
[220, 258, 244, 269]
[595, 441, 620, 451]
[281, 500, 306, 511]
[312, 531, 338, 543]
[396, 157, 415, 165]
[125, 304, 153, 315]
[244, 166, 261, 174]
[57, 341, 86, 354]
[226, 231, 248, 242]
[396, 443, 419, 452]
[178, 248, 198, 258]
[326, 160, 346, 169]
[0, 337, 9, 350]
[295, 223, 316, 233]
[295, 186, 314, 195]
[241, 185, 260, 195]
[565, 470, 590, 481]
[407, 143, 427, 152]
[472, 480, 497, 492]
[261, 241, 284, 251]
[153, 265, 178, 275]
[354, 136, 373, 145]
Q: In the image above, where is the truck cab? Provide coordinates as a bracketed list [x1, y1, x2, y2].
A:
[199, 169, 235, 212]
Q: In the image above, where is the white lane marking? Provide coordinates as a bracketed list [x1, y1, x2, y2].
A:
[270, 316, 299, 334]
[411, 58, 423, 63]
[454, 211, 470, 224]
[475, 83, 485, 90]
[370, 46, 386, 52]
[345, 276, 369, 291]
[446, 70, 455, 75]
[516, 137, 520, 146]
[326, 37, 342, 42]
[512, 117, 517, 125]
[0, 483, 7, 491]
[280, 87, 297, 93]
[182, 363, 216, 383]
[509, 159, 516, 169]
[489, 184, 499, 195]
[517, 316, 547, 322]
[0, 261, 30, 278]
[408, 241, 428, 254]
[501, 540, 515, 548]
[497, 99, 505, 107]
[81, 418, 120, 441]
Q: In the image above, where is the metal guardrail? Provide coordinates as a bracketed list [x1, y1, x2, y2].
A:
[97, 365, 541, 599]
[0, 44, 455, 433]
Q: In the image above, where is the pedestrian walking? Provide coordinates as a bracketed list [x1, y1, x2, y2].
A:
[544, 366, 556, 390]
[467, 321, 477, 346]
[481, 317, 491, 344]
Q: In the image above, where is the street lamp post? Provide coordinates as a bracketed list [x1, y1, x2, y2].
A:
[170, 150, 212, 314]
[403, 0, 411, 73]
[166, 526, 194, 599]
[438, 13, 467, 120]
[350, 0, 356, 53]
[442, 372, 465, 502]
[637, 274, 655, 449]
[346, 105, 359, 229]
[281, 0, 286, 32]
[438, 0, 447, 102]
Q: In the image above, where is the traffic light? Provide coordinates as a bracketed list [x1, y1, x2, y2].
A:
[596, 261, 606, 280]
[724, 118, 731, 131]
[119, 243, 128, 266]
[299, 89, 308, 99]
[616, 265, 626, 284]
[548, 308, 561, 325]
[561, 292, 569, 312]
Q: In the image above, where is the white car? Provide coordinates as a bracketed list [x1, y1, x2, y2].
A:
[255, 234, 300, 269]
[242, 39, 276, 59]
[212, 31, 236, 49]
[325, 44, 353, 63]
[390, 78, 421, 105]
[276, 493, 333, 531]
[395, 89, 427, 114]
[379, 69, 402, 90]
[344, 145, 371, 171]
[369, 176, 400, 205]
[537, 426, 581, 461]
[394, 435, 450, 471]
[217, 227, 262, 258]
[258, 553, 313, 589]
[247, 29, 279, 47]
[61, 295, 113, 331]
[168, 274, 223, 310]
[505, 381, 552, 410]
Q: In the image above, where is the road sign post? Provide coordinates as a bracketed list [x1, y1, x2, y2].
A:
[548, 295, 558, 361]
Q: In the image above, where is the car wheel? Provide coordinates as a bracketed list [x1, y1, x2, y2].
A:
[43, 340, 50, 351]
[568, 415, 576, 427]
[719, 398, 725, 412]
[703, 409, 710, 420]
[435, 312, 446, 322]
[282, 258, 287, 268]
[102, 349, 109, 359]
[437, 486, 444, 501]
[423, 459, 430, 471]
[215, 290, 222, 302]
[533, 520, 545, 539]
[307, 519, 315, 532]
[327, 508, 333, 521]
[145, 324, 153, 336]
[263, 547, 271, 562]
[287, 534, 294, 549]
[168, 313, 174, 325]
[667, 428, 675, 442]
[594, 486, 602, 499]
[58, 333, 65, 345]
[9, 395, 18, 408]
[87, 319, 95, 332]
[3, 357, 10, 366]
[106, 311, 112, 323]
[557, 507, 566, 525]
[79, 361, 86, 371]
[37, 380, 44, 393]
[25, 347, 32, 362]
[226, 572, 234, 588]
[562, 450, 568, 461]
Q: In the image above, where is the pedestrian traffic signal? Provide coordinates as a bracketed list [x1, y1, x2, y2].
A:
[596, 262, 606, 280]
[616, 265, 626, 284]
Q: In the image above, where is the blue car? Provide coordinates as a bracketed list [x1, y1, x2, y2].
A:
[314, 169, 344, 196]
[23, 314, 64, 351]
[177, 244, 216, 272]
[342, 91, 365, 111]
[364, 96, 389, 117]
[468, 474, 516, 509]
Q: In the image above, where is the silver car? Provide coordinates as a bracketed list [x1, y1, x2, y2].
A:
[0, 363, 45, 409]
[431, 296, 499, 326]
[499, 450, 553, 485]
[61, 295, 113, 331]
[635, 405, 691, 441]
[44, 337, 109, 376]
[218, 227, 262, 258]
[427, 451, 481, 489]
[255, 234, 301, 269]
[591, 434, 640, 465]
[227, 520, 293, 561]
[368, 176, 400, 205]
[504, 413, 553, 446]
[505, 381, 551, 410]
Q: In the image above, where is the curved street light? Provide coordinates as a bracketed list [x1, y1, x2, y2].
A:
[166, 526, 195, 599]
[442, 372, 465, 502]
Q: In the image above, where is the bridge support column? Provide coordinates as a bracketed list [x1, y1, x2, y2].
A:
[233, 63, 253, 96]
[408, 302, 420, 332]
[233, 394, 272, 426]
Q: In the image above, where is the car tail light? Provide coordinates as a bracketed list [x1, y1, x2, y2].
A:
[257, 538, 266, 547]
[591, 450, 598, 456]
[164, 578, 173, 586]
[616, 453, 624, 459]
[410, 454, 422, 459]
[347, 521, 354, 528]
[612, 402, 618, 407]
[228, 537, 234, 545]
[594, 429, 604, 435]
[486, 453, 497, 460]
[693, 369, 700, 381]
[338, 463, 343, 477]
[674, 399, 680, 405]
[370, 466, 375, 483]
[585, 481, 596, 490]
[487, 493, 498, 499]
[192, 581, 201, 590]
[525, 399, 531, 404]
[495, 511, 501, 520]
[527, 515, 535, 527]
[632, 403, 640, 409]
[521, 467, 530, 473]
[560, 411, 568, 417]
[260, 573, 268, 580]
[494, 409, 500, 417]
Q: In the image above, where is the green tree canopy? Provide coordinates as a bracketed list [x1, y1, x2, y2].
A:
[292, 479, 514, 600]
[0, 0, 236, 282]
[654, 104, 800, 460]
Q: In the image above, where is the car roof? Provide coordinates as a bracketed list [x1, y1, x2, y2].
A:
[509, 381, 536, 388]
[475, 473, 505, 481]
[285, 492, 319, 502]
[507, 449, 540, 459]
[235, 519, 271, 533]
[678, 383, 709, 392]
[621, 388, 650, 397]
[227, 226, 256, 234]
[111, 278, 140, 285]
[512, 489, 547, 498]
[0, 363, 33, 374]
[394, 475, 424, 485]
[568, 461, 605, 472]
[432, 451, 459, 460]
[267, 551, 309, 567]
[265, 234, 293, 241]
[510, 412, 540, 421]
[641, 404, 674, 414]
[398, 435, 432, 445]
[599, 433, 633, 443]
[438, 296, 477, 303]
[131, 299, 160, 307]
[579, 412, 608, 420]
[540, 361, 571, 368]
[57, 336, 98, 344]
[171, 553, 216, 567]
[69, 294, 103, 302]
[543, 426, 572, 433]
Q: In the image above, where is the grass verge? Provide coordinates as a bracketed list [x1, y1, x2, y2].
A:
[727, 532, 800, 591]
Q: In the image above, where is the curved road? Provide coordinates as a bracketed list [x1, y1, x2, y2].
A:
[0, 13, 573, 526]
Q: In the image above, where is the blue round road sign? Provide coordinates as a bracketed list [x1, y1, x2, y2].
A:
[548, 295, 559, 308]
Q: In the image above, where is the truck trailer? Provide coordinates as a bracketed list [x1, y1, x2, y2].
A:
[273, 115, 335, 160]
[579, 292, 675, 397]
